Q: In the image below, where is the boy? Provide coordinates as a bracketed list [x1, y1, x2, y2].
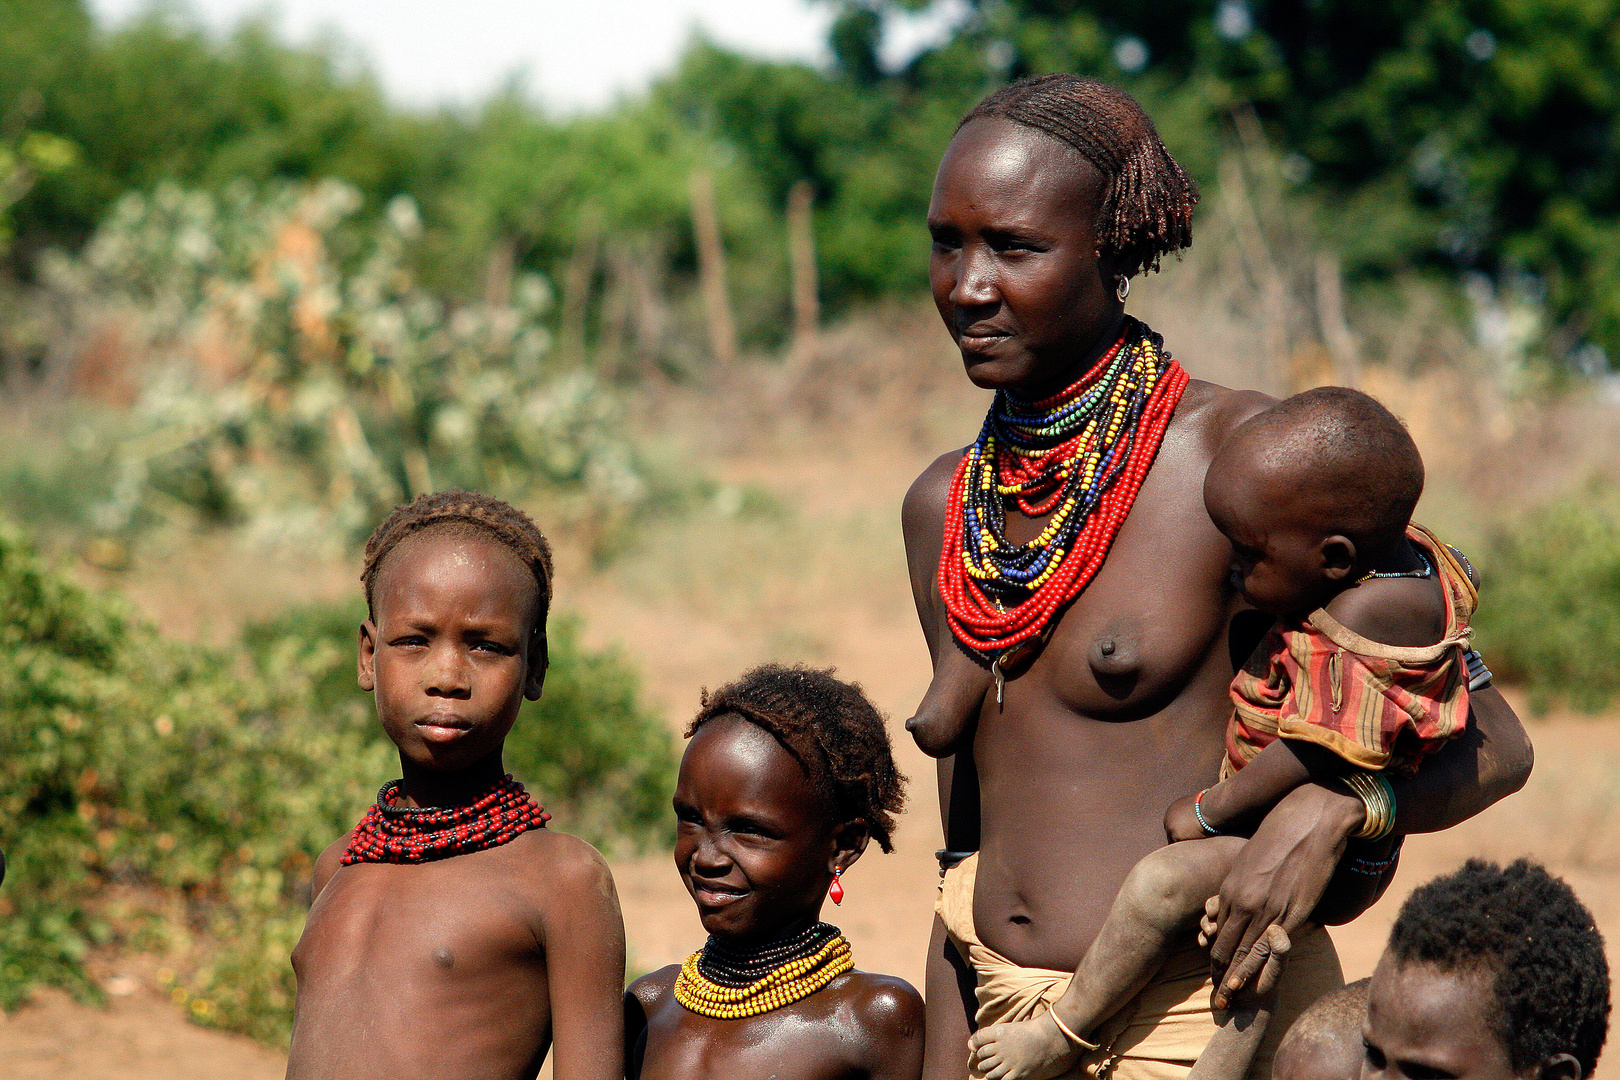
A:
[1362, 859, 1608, 1080]
[626, 664, 925, 1080]
[286, 491, 626, 1080]
[966, 389, 1484, 1080]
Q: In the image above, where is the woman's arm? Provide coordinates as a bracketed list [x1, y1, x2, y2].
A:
[923, 914, 978, 1080]
[1207, 686, 1532, 984]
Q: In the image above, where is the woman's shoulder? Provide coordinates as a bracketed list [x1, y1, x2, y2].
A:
[627, 963, 682, 1008]
[1171, 379, 1275, 454]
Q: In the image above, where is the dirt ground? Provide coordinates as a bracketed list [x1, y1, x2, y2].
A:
[6, 302, 1619, 1076]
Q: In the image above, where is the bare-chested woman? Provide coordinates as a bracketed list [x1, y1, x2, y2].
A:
[902, 75, 1532, 1080]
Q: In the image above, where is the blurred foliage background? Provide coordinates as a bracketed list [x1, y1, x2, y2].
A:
[1, 0, 1619, 1051]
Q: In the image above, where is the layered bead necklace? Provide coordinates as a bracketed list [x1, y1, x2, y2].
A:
[341, 774, 551, 865]
[674, 922, 854, 1019]
[940, 318, 1188, 656]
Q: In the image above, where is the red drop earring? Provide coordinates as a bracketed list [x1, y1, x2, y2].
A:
[829, 867, 844, 905]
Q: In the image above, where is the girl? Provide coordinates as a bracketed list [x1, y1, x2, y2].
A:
[626, 664, 924, 1080]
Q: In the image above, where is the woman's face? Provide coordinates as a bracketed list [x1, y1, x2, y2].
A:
[928, 116, 1123, 395]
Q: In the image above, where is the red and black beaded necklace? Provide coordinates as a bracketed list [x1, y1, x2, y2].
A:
[340, 774, 551, 865]
[939, 317, 1188, 658]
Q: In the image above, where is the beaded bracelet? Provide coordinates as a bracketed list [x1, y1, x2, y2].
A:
[1193, 789, 1222, 837]
[1343, 771, 1397, 842]
[1345, 836, 1405, 877]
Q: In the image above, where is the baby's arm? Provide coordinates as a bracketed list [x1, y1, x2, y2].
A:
[906, 643, 991, 757]
[1166, 739, 1345, 841]
[541, 837, 627, 1080]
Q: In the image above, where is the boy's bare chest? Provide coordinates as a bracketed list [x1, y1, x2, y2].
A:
[294, 859, 544, 988]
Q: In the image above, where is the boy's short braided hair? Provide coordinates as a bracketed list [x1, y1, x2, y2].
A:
[960, 74, 1197, 278]
[362, 490, 554, 630]
[1388, 859, 1610, 1077]
[688, 664, 906, 853]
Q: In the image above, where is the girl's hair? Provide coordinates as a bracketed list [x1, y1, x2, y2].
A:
[688, 664, 906, 852]
[960, 74, 1197, 277]
[361, 490, 554, 630]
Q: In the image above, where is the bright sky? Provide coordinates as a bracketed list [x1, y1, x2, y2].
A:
[85, 0, 970, 114]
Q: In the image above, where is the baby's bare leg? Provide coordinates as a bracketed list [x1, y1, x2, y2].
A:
[970, 837, 1245, 1080]
[906, 644, 992, 757]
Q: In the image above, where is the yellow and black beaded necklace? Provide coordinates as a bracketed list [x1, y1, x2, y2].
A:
[673, 922, 853, 1019]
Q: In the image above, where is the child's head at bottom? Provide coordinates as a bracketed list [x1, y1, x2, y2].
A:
[358, 490, 554, 775]
[1272, 979, 1369, 1080]
[1363, 859, 1609, 1080]
[1204, 386, 1424, 615]
[675, 664, 906, 942]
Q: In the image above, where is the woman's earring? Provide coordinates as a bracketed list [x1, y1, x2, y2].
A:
[829, 867, 844, 905]
[1116, 275, 1131, 302]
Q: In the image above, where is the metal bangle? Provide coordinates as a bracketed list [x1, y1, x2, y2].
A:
[1048, 1008, 1100, 1051]
[1464, 649, 1493, 692]
[1343, 771, 1397, 842]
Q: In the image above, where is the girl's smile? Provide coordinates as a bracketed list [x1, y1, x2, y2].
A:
[672, 714, 861, 944]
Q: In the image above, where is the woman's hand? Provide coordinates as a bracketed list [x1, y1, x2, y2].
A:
[1164, 793, 1207, 843]
[1203, 782, 1362, 1005]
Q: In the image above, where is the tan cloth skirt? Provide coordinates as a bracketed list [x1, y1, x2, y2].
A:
[937, 853, 1344, 1080]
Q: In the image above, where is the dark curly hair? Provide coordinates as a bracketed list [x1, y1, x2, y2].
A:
[361, 489, 554, 633]
[688, 665, 906, 852]
[960, 74, 1197, 278]
[1388, 859, 1609, 1076]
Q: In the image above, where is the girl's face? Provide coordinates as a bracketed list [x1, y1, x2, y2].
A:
[927, 116, 1123, 397]
[672, 715, 861, 943]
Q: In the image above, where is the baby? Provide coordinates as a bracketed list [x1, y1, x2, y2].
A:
[286, 491, 626, 1080]
[944, 388, 1484, 1080]
[626, 664, 925, 1080]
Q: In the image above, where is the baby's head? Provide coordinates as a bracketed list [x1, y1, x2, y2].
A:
[1273, 979, 1369, 1080]
[1364, 859, 1609, 1080]
[674, 665, 906, 940]
[1203, 387, 1424, 614]
[358, 490, 554, 772]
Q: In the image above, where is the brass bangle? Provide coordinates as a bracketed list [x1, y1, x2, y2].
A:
[1343, 771, 1396, 842]
[1048, 1008, 1100, 1052]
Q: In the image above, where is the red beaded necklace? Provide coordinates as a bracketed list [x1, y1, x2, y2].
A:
[939, 319, 1188, 656]
[340, 774, 551, 865]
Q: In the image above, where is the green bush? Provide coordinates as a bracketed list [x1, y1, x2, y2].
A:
[0, 526, 675, 1045]
[1472, 485, 1620, 713]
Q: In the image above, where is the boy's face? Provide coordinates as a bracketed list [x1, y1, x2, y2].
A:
[1361, 954, 1524, 1080]
[1204, 453, 1345, 615]
[672, 715, 845, 942]
[359, 531, 545, 773]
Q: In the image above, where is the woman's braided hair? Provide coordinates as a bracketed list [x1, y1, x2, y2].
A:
[688, 664, 906, 852]
[960, 74, 1197, 278]
[361, 490, 554, 631]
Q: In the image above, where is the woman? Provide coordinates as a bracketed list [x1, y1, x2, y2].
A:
[901, 75, 1532, 1080]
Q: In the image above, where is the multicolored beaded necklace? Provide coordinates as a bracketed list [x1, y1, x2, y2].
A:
[674, 922, 854, 1019]
[340, 774, 550, 865]
[940, 318, 1188, 656]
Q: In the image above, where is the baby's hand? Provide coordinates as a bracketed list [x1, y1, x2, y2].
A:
[1164, 793, 1207, 843]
